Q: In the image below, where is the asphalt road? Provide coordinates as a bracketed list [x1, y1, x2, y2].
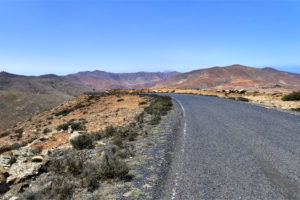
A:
[162, 94, 300, 200]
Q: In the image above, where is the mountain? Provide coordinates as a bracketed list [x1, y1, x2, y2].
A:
[0, 72, 92, 131]
[151, 65, 300, 90]
[62, 70, 179, 90]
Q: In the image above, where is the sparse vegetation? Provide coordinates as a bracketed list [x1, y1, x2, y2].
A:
[0, 131, 10, 138]
[282, 91, 300, 101]
[97, 150, 130, 180]
[291, 108, 300, 112]
[56, 120, 86, 132]
[138, 101, 147, 105]
[70, 134, 93, 150]
[54, 108, 75, 116]
[236, 97, 249, 102]
[144, 95, 172, 125]
[43, 128, 51, 134]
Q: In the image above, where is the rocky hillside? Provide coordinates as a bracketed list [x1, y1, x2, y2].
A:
[0, 72, 92, 132]
[151, 65, 300, 90]
[0, 93, 174, 200]
[62, 70, 179, 90]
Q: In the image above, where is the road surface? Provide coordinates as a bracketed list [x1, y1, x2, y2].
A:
[162, 94, 300, 200]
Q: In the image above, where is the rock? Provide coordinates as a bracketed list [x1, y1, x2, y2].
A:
[123, 191, 133, 197]
[9, 197, 20, 200]
[31, 156, 43, 162]
[69, 131, 81, 142]
[142, 183, 152, 188]
[7, 159, 45, 184]
[0, 155, 11, 166]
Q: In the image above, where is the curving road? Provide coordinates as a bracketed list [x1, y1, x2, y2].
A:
[162, 94, 300, 200]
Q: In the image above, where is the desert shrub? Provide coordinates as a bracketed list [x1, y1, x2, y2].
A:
[291, 108, 300, 112]
[56, 123, 69, 131]
[150, 114, 161, 125]
[117, 125, 138, 141]
[48, 153, 85, 176]
[46, 116, 54, 120]
[15, 129, 24, 140]
[0, 131, 10, 138]
[236, 97, 249, 102]
[51, 177, 75, 200]
[115, 144, 134, 159]
[81, 162, 100, 190]
[97, 151, 129, 180]
[112, 135, 123, 147]
[56, 120, 86, 132]
[15, 127, 24, 134]
[144, 95, 172, 125]
[43, 128, 51, 134]
[31, 146, 43, 155]
[69, 122, 85, 131]
[117, 98, 124, 102]
[70, 134, 93, 150]
[54, 108, 75, 116]
[282, 91, 300, 101]
[74, 103, 85, 109]
[138, 101, 147, 105]
[135, 112, 144, 124]
[103, 126, 116, 137]
[92, 131, 103, 141]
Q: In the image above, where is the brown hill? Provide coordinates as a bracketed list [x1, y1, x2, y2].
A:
[0, 72, 92, 132]
[62, 70, 179, 90]
[151, 65, 300, 90]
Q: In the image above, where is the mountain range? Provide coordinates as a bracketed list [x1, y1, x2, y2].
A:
[1, 65, 300, 131]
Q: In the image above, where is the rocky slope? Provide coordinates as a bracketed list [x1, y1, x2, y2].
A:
[0, 93, 175, 200]
[0, 72, 92, 132]
[151, 65, 300, 90]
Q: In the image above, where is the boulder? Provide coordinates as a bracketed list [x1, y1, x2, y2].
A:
[69, 131, 81, 142]
[31, 156, 43, 163]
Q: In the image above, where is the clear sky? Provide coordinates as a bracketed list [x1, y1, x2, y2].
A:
[0, 0, 300, 75]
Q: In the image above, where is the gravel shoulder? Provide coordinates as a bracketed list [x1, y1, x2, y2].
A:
[118, 99, 183, 199]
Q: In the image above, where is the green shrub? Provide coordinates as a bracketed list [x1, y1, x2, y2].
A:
[56, 123, 69, 131]
[117, 98, 124, 102]
[138, 101, 147, 105]
[43, 128, 51, 134]
[54, 108, 75, 116]
[92, 131, 103, 140]
[97, 151, 129, 180]
[282, 91, 300, 101]
[70, 134, 93, 150]
[56, 120, 86, 132]
[15, 128, 24, 139]
[291, 108, 300, 112]
[0, 131, 10, 138]
[48, 153, 84, 175]
[103, 126, 116, 137]
[236, 97, 249, 102]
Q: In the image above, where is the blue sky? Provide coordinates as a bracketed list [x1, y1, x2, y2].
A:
[0, 0, 300, 75]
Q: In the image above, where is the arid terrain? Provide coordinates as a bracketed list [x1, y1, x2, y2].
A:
[0, 93, 175, 199]
[0, 72, 93, 132]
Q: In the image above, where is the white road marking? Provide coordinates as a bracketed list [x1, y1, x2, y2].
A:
[171, 98, 187, 200]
